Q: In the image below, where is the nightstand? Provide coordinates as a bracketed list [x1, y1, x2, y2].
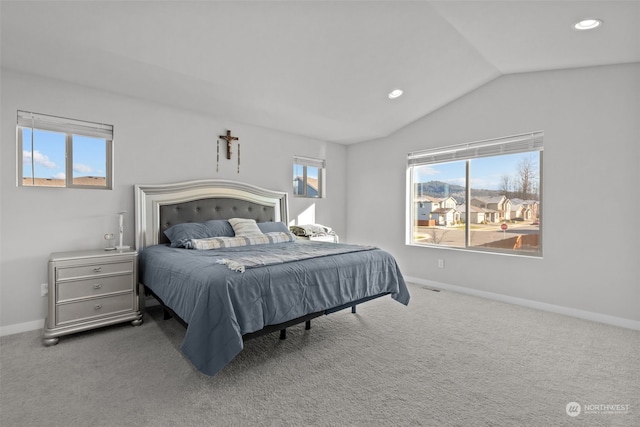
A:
[43, 249, 142, 346]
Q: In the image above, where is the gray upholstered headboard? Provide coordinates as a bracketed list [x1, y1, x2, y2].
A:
[158, 197, 277, 244]
[135, 179, 289, 250]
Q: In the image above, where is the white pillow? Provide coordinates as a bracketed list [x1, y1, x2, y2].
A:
[228, 218, 264, 237]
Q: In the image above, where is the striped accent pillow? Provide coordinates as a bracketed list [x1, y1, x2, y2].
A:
[186, 231, 296, 250]
[228, 218, 264, 237]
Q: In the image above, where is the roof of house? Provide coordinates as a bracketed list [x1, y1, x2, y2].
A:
[473, 196, 506, 204]
[457, 204, 496, 214]
[432, 207, 456, 214]
[415, 195, 443, 203]
[293, 176, 318, 191]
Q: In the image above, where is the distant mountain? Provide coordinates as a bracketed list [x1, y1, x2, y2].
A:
[415, 181, 504, 204]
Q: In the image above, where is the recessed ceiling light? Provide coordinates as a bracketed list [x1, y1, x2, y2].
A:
[573, 18, 603, 31]
[388, 89, 403, 99]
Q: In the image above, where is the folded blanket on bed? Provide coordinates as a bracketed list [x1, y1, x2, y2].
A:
[289, 224, 335, 237]
[217, 241, 377, 272]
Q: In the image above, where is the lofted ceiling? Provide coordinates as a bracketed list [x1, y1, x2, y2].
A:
[1, 1, 638, 144]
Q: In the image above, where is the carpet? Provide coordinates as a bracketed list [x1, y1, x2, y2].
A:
[1, 283, 638, 426]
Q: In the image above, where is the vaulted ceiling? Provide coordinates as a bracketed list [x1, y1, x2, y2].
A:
[2, 1, 638, 144]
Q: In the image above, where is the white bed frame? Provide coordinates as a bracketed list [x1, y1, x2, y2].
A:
[134, 179, 289, 251]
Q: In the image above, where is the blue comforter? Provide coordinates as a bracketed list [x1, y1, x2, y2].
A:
[139, 240, 410, 376]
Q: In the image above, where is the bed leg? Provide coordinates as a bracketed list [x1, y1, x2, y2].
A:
[352, 305, 356, 314]
[305, 320, 311, 330]
[279, 329, 287, 340]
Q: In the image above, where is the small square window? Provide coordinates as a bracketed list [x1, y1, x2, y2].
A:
[293, 156, 325, 198]
[17, 111, 113, 189]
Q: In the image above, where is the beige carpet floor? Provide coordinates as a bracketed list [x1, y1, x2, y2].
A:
[1, 282, 638, 426]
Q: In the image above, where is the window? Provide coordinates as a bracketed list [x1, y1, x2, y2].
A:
[407, 131, 543, 256]
[293, 155, 325, 198]
[17, 111, 113, 189]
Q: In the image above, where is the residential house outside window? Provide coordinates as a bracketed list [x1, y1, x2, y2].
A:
[17, 111, 113, 189]
[407, 131, 543, 256]
[293, 155, 324, 198]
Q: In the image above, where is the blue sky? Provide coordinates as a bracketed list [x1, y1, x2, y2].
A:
[293, 164, 319, 179]
[22, 129, 106, 179]
[413, 152, 538, 191]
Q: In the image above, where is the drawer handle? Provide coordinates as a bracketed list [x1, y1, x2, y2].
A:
[94, 304, 102, 310]
[93, 284, 102, 290]
[93, 267, 102, 273]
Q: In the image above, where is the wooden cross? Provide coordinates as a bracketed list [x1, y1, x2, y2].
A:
[219, 130, 239, 159]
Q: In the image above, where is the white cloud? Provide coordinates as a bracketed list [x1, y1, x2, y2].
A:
[53, 172, 66, 179]
[23, 150, 56, 168]
[73, 163, 94, 174]
[414, 165, 440, 180]
[470, 177, 501, 190]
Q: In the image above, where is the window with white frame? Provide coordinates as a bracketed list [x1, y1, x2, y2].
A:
[407, 131, 543, 256]
[17, 111, 113, 189]
[293, 155, 325, 198]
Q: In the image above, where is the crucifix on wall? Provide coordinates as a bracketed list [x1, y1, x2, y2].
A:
[217, 129, 241, 173]
[219, 129, 239, 159]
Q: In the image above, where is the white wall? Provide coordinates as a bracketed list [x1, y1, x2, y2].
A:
[346, 63, 640, 326]
[0, 69, 347, 331]
[2, 64, 638, 333]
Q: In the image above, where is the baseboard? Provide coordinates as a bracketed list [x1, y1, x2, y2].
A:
[0, 319, 44, 337]
[3, 284, 637, 336]
[405, 276, 640, 331]
[0, 297, 160, 337]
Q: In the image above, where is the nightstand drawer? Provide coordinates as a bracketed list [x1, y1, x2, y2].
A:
[56, 274, 133, 303]
[56, 293, 133, 325]
[56, 261, 133, 280]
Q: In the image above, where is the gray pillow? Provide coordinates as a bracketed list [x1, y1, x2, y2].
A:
[257, 221, 290, 234]
[164, 220, 235, 248]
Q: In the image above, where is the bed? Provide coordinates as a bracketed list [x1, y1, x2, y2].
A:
[135, 179, 410, 376]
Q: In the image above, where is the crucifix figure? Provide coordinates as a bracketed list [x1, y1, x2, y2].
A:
[219, 130, 239, 159]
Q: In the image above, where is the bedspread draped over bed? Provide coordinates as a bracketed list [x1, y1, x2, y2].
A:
[139, 240, 410, 376]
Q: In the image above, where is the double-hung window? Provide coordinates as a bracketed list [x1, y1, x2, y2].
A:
[17, 111, 113, 189]
[407, 131, 543, 256]
[293, 155, 325, 198]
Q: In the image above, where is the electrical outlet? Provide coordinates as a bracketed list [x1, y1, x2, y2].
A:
[438, 259, 445, 268]
[40, 283, 48, 297]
